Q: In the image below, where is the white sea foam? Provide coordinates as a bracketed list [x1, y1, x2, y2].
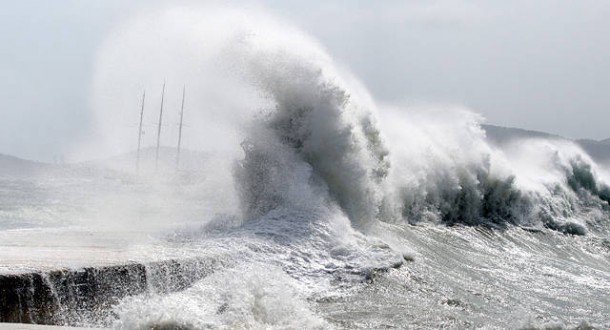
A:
[5, 3, 608, 328]
[84, 4, 610, 236]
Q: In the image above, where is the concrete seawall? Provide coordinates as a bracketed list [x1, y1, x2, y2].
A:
[0, 258, 221, 327]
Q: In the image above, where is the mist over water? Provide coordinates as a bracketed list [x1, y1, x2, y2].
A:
[4, 4, 610, 329]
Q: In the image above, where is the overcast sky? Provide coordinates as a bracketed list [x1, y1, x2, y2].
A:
[2, 0, 610, 161]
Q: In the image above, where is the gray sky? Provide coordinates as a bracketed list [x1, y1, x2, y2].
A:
[2, 0, 610, 161]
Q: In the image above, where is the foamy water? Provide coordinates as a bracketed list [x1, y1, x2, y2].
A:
[2, 4, 610, 329]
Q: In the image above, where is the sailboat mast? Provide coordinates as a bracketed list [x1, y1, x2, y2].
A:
[136, 90, 146, 172]
[176, 86, 185, 169]
[155, 81, 165, 171]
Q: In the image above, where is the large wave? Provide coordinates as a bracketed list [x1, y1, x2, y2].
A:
[89, 5, 610, 238]
[379, 107, 610, 235]
[75, 5, 610, 328]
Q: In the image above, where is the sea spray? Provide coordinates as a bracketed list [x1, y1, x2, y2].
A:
[1, 4, 608, 329]
[233, 44, 391, 227]
[113, 264, 330, 329]
[379, 105, 610, 232]
[88, 5, 610, 235]
[39, 4, 610, 328]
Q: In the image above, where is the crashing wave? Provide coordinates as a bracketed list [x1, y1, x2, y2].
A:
[91, 6, 610, 238]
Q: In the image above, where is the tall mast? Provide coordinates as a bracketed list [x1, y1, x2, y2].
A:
[176, 85, 185, 169]
[136, 90, 146, 172]
[155, 81, 165, 171]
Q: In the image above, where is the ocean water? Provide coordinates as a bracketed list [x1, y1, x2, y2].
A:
[3, 5, 610, 329]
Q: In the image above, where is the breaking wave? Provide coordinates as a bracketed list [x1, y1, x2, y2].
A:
[379, 108, 610, 235]
[224, 15, 610, 237]
[91, 5, 610, 237]
[75, 4, 610, 328]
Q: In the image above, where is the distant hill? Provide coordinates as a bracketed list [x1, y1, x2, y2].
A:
[1, 146, 213, 179]
[482, 124, 610, 167]
[0, 154, 52, 178]
[575, 139, 610, 166]
[577, 138, 610, 146]
[481, 124, 565, 145]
